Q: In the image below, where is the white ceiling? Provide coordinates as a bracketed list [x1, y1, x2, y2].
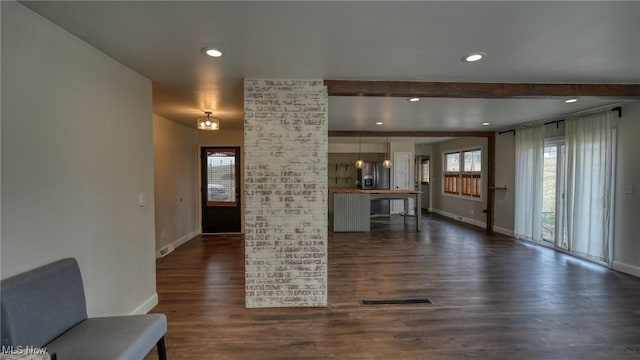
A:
[22, 1, 640, 133]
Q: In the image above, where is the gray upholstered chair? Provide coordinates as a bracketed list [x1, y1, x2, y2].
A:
[1, 258, 167, 360]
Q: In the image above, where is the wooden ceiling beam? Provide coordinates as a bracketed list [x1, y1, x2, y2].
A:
[325, 80, 640, 98]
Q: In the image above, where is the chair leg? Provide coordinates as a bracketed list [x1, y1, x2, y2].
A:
[157, 336, 167, 360]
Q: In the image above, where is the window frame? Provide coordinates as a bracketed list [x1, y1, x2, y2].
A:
[420, 158, 430, 185]
[442, 147, 483, 201]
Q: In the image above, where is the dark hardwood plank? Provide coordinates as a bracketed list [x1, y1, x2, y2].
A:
[325, 80, 640, 98]
[146, 214, 640, 359]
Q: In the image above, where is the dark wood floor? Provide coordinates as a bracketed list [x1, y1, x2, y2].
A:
[146, 213, 640, 359]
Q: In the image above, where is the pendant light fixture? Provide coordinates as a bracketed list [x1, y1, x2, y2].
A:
[197, 111, 220, 131]
[355, 137, 364, 169]
[383, 137, 392, 168]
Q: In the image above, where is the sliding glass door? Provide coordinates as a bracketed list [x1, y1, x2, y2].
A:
[542, 140, 567, 249]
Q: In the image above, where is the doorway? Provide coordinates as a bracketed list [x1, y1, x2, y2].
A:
[201, 147, 241, 233]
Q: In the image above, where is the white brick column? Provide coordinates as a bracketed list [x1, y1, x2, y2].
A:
[244, 79, 328, 308]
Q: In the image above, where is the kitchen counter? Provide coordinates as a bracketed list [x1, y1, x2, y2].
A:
[331, 189, 421, 232]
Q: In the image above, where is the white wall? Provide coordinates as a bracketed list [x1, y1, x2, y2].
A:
[153, 114, 199, 256]
[1, 2, 157, 316]
[431, 138, 488, 227]
[613, 101, 640, 276]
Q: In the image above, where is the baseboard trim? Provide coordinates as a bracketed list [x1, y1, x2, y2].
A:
[156, 229, 199, 258]
[131, 293, 158, 315]
[493, 226, 515, 237]
[430, 209, 486, 229]
[613, 261, 640, 278]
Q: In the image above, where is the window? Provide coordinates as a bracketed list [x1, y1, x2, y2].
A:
[206, 148, 237, 206]
[420, 159, 430, 184]
[443, 149, 482, 199]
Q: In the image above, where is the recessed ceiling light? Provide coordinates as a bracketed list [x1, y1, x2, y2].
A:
[376, 121, 383, 125]
[564, 98, 578, 103]
[201, 47, 222, 57]
[461, 52, 486, 62]
[407, 97, 420, 102]
[482, 122, 490, 126]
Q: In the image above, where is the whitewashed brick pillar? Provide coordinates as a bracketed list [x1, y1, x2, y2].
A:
[244, 79, 328, 308]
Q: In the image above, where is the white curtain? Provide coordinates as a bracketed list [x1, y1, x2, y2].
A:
[514, 125, 545, 242]
[566, 110, 615, 263]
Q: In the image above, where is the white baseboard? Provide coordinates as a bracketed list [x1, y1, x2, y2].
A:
[493, 226, 515, 237]
[430, 208, 486, 229]
[613, 261, 640, 278]
[156, 229, 199, 258]
[131, 292, 158, 315]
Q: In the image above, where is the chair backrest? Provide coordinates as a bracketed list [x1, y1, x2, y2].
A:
[1, 258, 88, 347]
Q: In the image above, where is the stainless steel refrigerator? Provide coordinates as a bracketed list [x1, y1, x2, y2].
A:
[357, 162, 390, 215]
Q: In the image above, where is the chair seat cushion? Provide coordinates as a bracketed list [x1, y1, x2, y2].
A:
[45, 314, 167, 360]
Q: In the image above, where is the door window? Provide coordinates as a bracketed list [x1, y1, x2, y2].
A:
[206, 148, 237, 207]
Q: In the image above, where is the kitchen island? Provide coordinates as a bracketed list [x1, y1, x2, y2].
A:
[331, 189, 422, 232]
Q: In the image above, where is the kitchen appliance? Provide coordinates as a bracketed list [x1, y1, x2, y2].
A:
[357, 162, 391, 215]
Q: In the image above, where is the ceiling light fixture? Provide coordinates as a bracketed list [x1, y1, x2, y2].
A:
[482, 122, 490, 126]
[407, 97, 420, 102]
[461, 52, 486, 62]
[197, 111, 220, 130]
[201, 47, 223, 58]
[564, 98, 578, 103]
[376, 121, 383, 126]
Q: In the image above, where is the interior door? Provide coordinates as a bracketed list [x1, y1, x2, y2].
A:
[201, 147, 241, 233]
[392, 152, 412, 214]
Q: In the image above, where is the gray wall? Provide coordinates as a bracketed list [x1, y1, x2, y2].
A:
[613, 101, 640, 275]
[432, 138, 488, 226]
[1, 2, 157, 316]
[153, 114, 199, 256]
[494, 134, 515, 234]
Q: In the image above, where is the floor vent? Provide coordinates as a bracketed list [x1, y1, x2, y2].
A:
[361, 298, 432, 306]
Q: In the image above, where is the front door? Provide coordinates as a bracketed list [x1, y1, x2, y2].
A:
[201, 147, 241, 233]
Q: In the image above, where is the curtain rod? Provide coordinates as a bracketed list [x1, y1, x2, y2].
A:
[498, 106, 622, 136]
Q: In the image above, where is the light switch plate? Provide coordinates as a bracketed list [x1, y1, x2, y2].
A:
[625, 184, 634, 194]
[138, 192, 146, 206]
